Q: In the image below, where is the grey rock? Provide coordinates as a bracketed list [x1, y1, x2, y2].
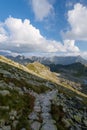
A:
[41, 106, 51, 113]
[34, 106, 41, 112]
[0, 106, 9, 110]
[10, 116, 15, 121]
[21, 128, 26, 130]
[0, 119, 5, 127]
[3, 125, 11, 130]
[0, 70, 11, 75]
[83, 119, 87, 126]
[0, 90, 10, 96]
[41, 113, 51, 120]
[31, 121, 41, 130]
[12, 120, 19, 128]
[28, 112, 39, 120]
[9, 110, 17, 116]
[9, 110, 17, 121]
[41, 123, 57, 130]
[43, 119, 56, 124]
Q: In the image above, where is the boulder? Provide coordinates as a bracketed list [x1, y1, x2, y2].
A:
[3, 125, 11, 130]
[34, 106, 41, 112]
[41, 123, 57, 130]
[0, 90, 10, 96]
[9, 110, 17, 117]
[31, 121, 41, 130]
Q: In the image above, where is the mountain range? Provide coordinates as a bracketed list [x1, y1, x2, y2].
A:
[6, 55, 87, 65]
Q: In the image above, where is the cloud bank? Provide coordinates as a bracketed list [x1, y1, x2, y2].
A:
[0, 17, 79, 54]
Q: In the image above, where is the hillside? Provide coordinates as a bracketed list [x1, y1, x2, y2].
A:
[0, 56, 87, 130]
[26, 61, 87, 98]
[0, 56, 51, 130]
[47, 62, 87, 94]
[26, 62, 59, 83]
[48, 62, 87, 76]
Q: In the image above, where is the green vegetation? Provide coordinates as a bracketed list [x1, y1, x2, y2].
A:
[0, 56, 51, 129]
[49, 62, 87, 77]
[0, 60, 50, 94]
[51, 104, 68, 130]
[0, 55, 87, 129]
[26, 62, 59, 84]
[0, 88, 35, 129]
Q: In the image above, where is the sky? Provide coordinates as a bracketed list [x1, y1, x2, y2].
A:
[0, 0, 87, 58]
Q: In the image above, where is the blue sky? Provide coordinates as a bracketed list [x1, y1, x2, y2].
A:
[0, 0, 87, 58]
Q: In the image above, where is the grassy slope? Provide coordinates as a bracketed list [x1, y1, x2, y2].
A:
[0, 55, 87, 100]
[27, 62, 87, 97]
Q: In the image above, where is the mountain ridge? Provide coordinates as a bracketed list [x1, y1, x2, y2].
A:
[6, 55, 87, 65]
[0, 55, 87, 98]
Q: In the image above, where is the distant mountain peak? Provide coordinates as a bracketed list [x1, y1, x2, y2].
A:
[3, 54, 87, 65]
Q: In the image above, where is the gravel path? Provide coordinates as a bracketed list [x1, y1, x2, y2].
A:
[29, 90, 58, 130]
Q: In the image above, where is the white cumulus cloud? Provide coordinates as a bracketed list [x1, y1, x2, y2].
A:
[64, 40, 80, 52]
[30, 0, 54, 21]
[0, 17, 80, 54]
[0, 17, 63, 53]
[64, 3, 87, 40]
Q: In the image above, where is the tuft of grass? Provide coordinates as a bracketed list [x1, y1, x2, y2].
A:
[0, 90, 35, 129]
[51, 104, 68, 130]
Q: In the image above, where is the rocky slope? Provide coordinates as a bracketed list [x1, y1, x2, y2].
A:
[26, 62, 87, 98]
[0, 56, 87, 130]
[48, 62, 87, 95]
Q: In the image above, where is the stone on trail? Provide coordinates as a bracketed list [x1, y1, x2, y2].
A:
[31, 121, 41, 130]
[41, 123, 57, 130]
